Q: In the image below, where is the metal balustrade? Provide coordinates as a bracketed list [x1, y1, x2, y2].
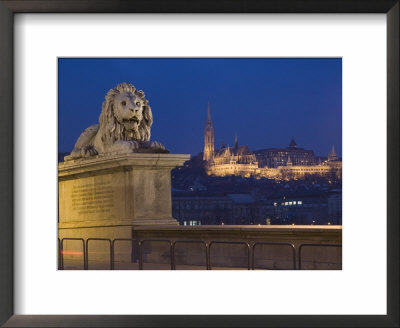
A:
[111, 238, 139, 270]
[58, 237, 342, 270]
[172, 240, 209, 270]
[252, 242, 296, 270]
[139, 239, 173, 270]
[85, 238, 112, 270]
[298, 243, 342, 270]
[209, 241, 251, 270]
[60, 238, 86, 270]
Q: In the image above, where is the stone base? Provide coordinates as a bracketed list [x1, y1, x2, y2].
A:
[59, 152, 189, 229]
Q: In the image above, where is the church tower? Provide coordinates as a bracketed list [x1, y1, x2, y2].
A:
[328, 145, 338, 162]
[203, 103, 215, 162]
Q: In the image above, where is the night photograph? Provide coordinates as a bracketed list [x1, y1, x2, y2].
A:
[58, 58, 342, 270]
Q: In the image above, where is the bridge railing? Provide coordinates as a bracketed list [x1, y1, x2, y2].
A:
[298, 243, 342, 270]
[59, 237, 342, 270]
[60, 238, 86, 270]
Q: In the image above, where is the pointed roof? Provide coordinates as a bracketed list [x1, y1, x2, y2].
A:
[329, 145, 337, 157]
[234, 133, 238, 149]
[328, 145, 338, 161]
[214, 144, 254, 160]
[207, 102, 211, 121]
[204, 102, 213, 130]
[288, 137, 297, 148]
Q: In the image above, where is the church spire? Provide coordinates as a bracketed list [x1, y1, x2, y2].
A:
[205, 102, 212, 128]
[207, 102, 211, 121]
[328, 145, 338, 161]
[203, 102, 215, 162]
[234, 133, 238, 149]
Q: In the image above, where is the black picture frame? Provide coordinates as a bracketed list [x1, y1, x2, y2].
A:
[0, 1, 398, 327]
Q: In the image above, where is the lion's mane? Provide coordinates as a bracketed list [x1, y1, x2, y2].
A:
[98, 82, 153, 146]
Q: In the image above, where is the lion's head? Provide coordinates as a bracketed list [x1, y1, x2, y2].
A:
[98, 82, 153, 145]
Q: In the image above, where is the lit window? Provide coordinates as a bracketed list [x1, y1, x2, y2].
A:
[293, 201, 296, 205]
[183, 221, 187, 226]
[298, 201, 302, 205]
[289, 201, 293, 205]
[189, 220, 201, 226]
[274, 202, 277, 206]
[285, 202, 288, 206]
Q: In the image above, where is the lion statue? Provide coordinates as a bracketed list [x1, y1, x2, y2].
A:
[66, 82, 168, 160]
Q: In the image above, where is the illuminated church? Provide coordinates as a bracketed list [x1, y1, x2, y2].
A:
[203, 105, 341, 180]
[203, 104, 258, 177]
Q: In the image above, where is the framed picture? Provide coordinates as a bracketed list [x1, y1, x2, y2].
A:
[0, 0, 398, 327]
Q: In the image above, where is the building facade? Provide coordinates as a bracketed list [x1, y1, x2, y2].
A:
[172, 192, 266, 225]
[263, 190, 342, 225]
[203, 105, 259, 177]
[254, 138, 317, 168]
[202, 106, 341, 180]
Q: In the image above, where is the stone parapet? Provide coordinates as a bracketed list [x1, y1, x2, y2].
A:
[133, 225, 342, 245]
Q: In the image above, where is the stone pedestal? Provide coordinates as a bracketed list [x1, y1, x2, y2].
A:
[58, 153, 189, 263]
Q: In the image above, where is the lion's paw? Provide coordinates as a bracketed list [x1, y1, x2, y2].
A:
[112, 140, 140, 153]
[127, 141, 141, 150]
[150, 141, 165, 150]
[140, 141, 165, 150]
[82, 146, 98, 157]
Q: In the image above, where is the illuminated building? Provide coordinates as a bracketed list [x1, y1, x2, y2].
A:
[254, 137, 317, 168]
[203, 105, 258, 177]
[202, 106, 341, 180]
[210, 138, 259, 177]
[325, 146, 342, 179]
[328, 145, 338, 161]
[257, 147, 342, 180]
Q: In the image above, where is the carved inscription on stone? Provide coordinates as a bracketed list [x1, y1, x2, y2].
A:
[71, 181, 114, 215]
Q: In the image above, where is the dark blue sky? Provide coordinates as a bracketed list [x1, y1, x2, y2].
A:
[58, 58, 342, 157]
